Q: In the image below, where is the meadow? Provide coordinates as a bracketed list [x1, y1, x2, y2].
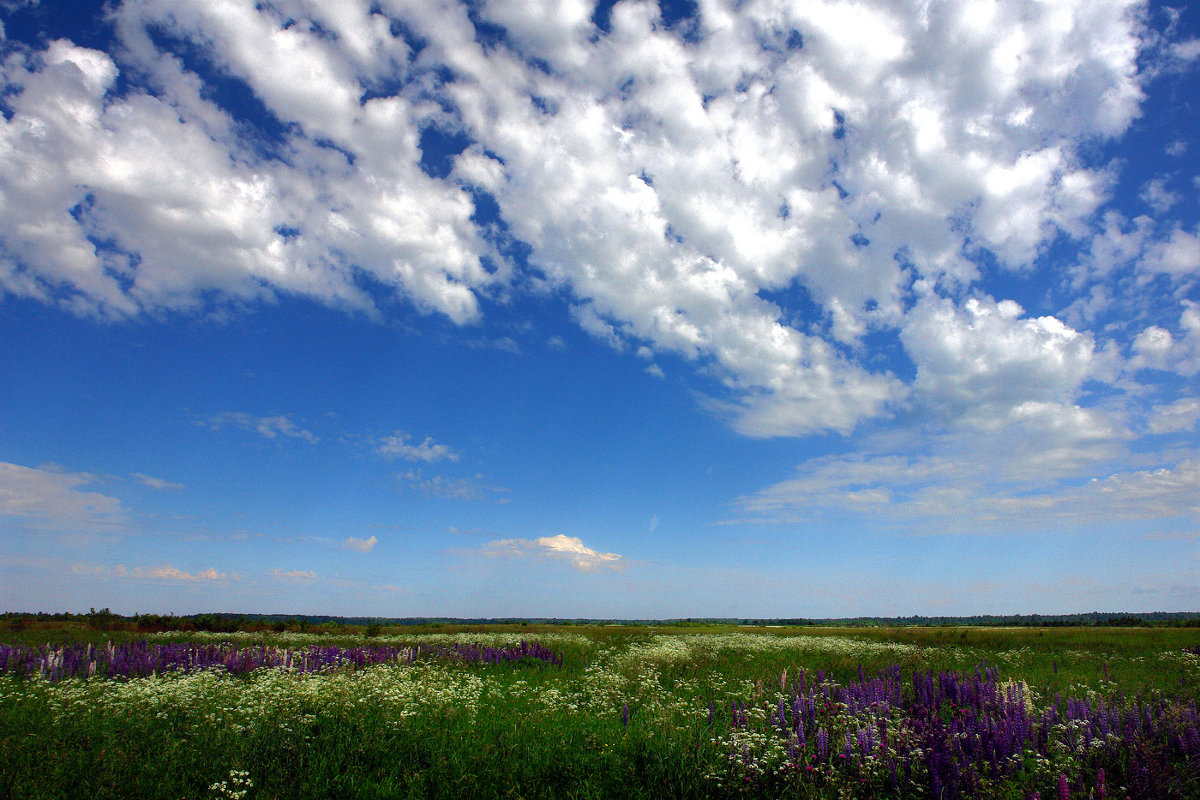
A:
[1, 623, 1197, 799]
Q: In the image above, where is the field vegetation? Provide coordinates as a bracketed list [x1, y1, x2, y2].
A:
[1, 618, 1197, 799]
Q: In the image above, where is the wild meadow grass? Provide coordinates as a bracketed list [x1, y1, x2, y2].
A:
[1, 624, 1197, 798]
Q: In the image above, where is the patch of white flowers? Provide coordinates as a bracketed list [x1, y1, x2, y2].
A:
[608, 633, 921, 669]
[209, 769, 251, 800]
[148, 630, 594, 650]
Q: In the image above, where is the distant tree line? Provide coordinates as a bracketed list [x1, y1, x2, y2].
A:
[3, 609, 1199, 634]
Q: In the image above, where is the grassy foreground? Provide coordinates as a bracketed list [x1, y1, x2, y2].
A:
[1, 624, 1198, 799]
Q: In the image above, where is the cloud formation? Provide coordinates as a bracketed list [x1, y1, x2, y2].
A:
[201, 413, 318, 443]
[376, 432, 459, 463]
[71, 562, 229, 581]
[342, 535, 378, 553]
[398, 470, 508, 501]
[0, 461, 124, 531]
[484, 534, 624, 572]
[737, 445, 1200, 533]
[0, 0, 1176, 445]
[131, 473, 184, 491]
[270, 568, 318, 581]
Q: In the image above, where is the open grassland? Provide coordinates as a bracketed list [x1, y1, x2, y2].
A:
[1, 624, 1198, 799]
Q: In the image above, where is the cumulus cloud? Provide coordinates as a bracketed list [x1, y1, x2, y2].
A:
[376, 432, 459, 462]
[1140, 178, 1181, 213]
[342, 535, 378, 553]
[483, 534, 623, 572]
[201, 413, 318, 443]
[1130, 302, 1200, 375]
[0, 461, 124, 531]
[900, 294, 1095, 429]
[0, 0, 1165, 439]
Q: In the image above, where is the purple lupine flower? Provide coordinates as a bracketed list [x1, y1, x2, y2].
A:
[1058, 773, 1069, 800]
[622, 702, 629, 728]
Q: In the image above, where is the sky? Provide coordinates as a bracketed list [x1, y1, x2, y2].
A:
[1, 0, 1198, 619]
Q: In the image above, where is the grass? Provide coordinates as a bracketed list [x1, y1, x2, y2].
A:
[1, 623, 1197, 799]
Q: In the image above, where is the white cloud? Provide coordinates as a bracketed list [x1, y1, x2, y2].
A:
[270, 568, 318, 581]
[0, 0, 1158, 440]
[649, 514, 659, 532]
[342, 535, 378, 553]
[376, 432, 459, 462]
[1140, 226, 1200, 278]
[397, 470, 508, 501]
[1068, 211, 1152, 285]
[131, 473, 183, 491]
[483, 533, 623, 572]
[1130, 301, 1200, 375]
[900, 294, 1095, 428]
[1172, 38, 1200, 62]
[1147, 398, 1200, 434]
[72, 562, 230, 581]
[0, 461, 124, 530]
[0, 16, 492, 322]
[1139, 178, 1181, 213]
[201, 413, 318, 443]
[737, 444, 1200, 532]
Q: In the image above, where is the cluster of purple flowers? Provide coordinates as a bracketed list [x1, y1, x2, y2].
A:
[721, 663, 1200, 799]
[0, 638, 561, 682]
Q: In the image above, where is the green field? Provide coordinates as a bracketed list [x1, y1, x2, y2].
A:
[2, 623, 1198, 799]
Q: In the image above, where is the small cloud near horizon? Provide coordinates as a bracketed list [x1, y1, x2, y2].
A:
[270, 568, 318, 580]
[483, 534, 624, 572]
[71, 562, 230, 581]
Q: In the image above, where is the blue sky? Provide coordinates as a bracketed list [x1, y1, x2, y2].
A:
[1, 0, 1198, 618]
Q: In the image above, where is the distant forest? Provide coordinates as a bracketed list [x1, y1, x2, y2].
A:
[4, 608, 1199, 634]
